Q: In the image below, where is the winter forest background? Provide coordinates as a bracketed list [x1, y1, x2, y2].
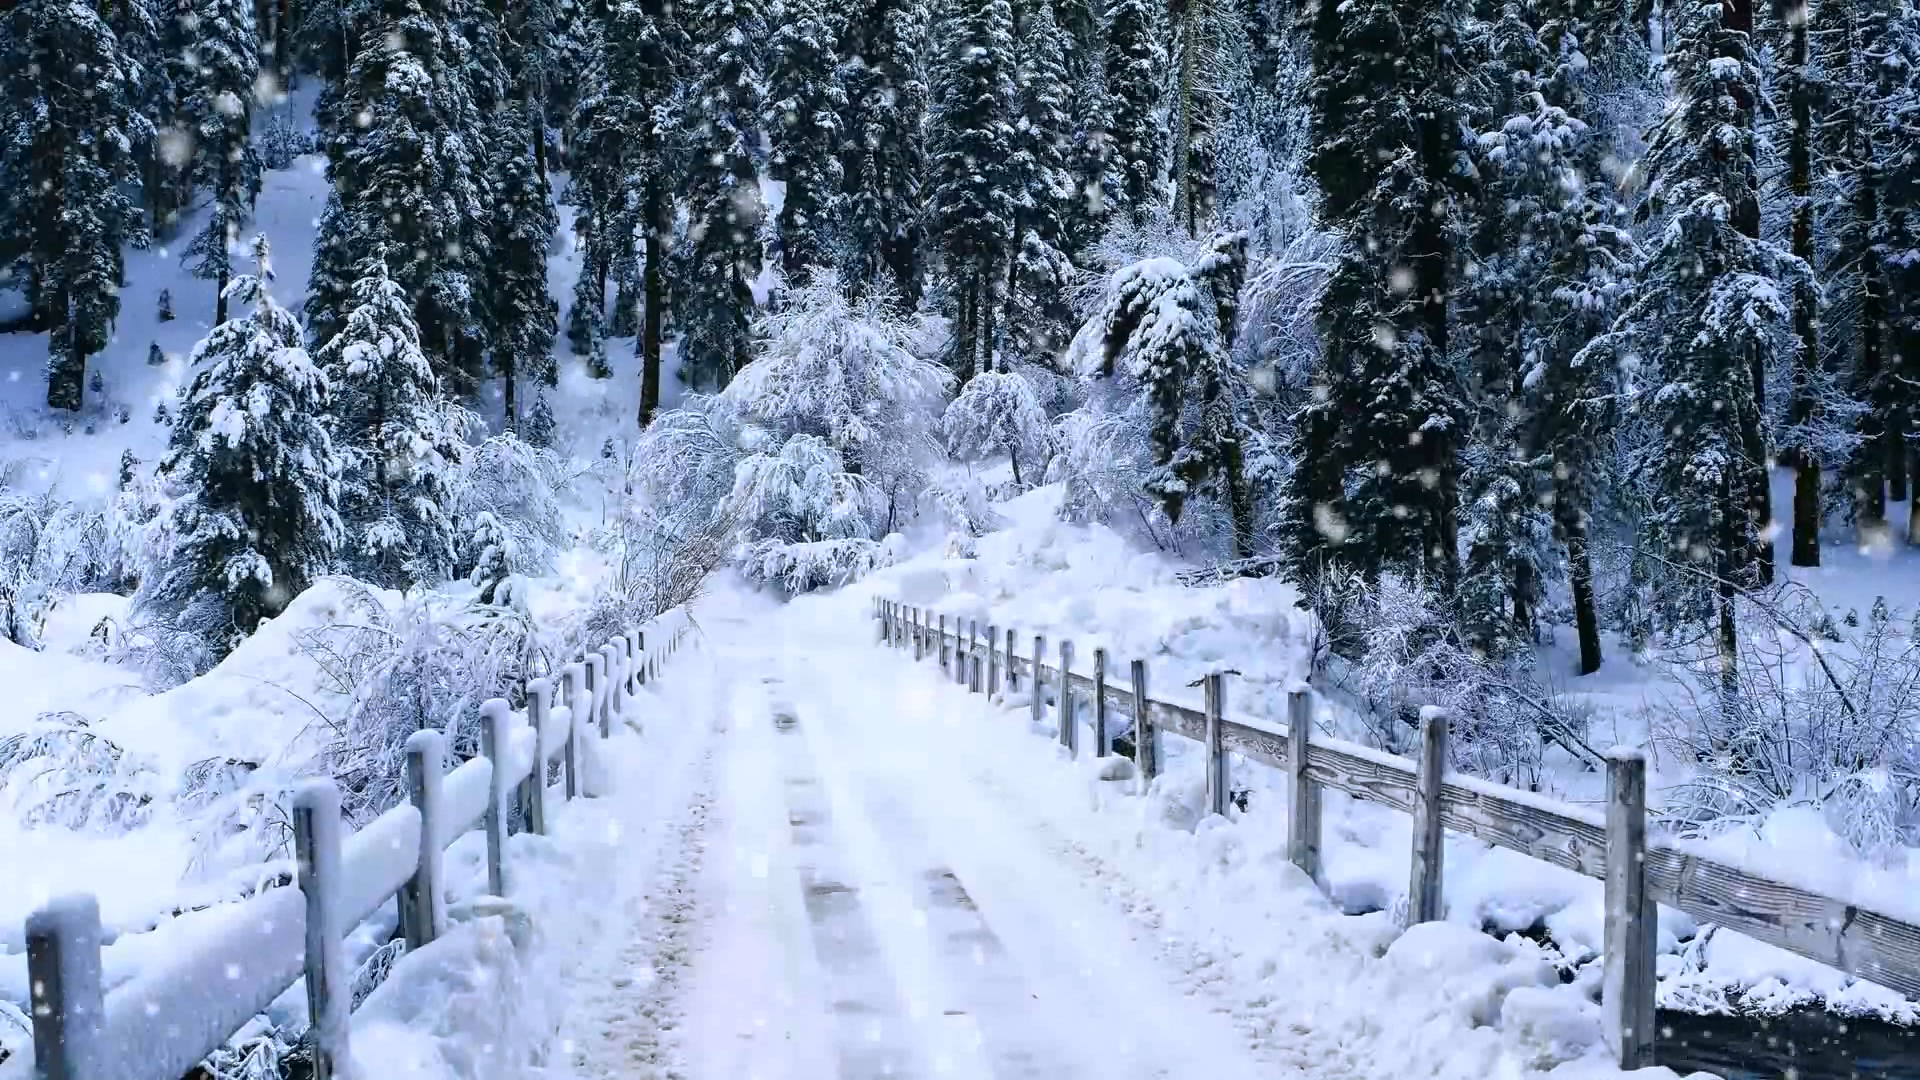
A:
[7, 0, 1920, 1056]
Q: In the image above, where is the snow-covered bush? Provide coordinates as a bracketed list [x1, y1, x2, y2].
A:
[305, 580, 551, 823]
[1651, 588, 1920, 859]
[444, 434, 580, 577]
[0, 488, 119, 647]
[0, 713, 155, 829]
[943, 370, 1050, 488]
[466, 511, 517, 606]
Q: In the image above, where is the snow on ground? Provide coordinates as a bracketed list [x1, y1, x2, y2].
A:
[556, 572, 1715, 1080]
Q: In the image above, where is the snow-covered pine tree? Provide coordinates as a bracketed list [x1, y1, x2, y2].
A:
[944, 370, 1049, 486]
[1067, 233, 1256, 555]
[929, 0, 1018, 381]
[1006, 0, 1077, 364]
[835, 0, 929, 302]
[1103, 0, 1165, 224]
[181, 0, 263, 325]
[1598, 0, 1808, 666]
[676, 0, 768, 391]
[1167, 0, 1223, 237]
[490, 142, 559, 431]
[1860, 3, 1920, 547]
[310, 0, 489, 393]
[143, 240, 342, 656]
[6, 0, 151, 411]
[1283, 0, 1470, 586]
[766, 0, 844, 281]
[466, 510, 514, 604]
[316, 252, 463, 591]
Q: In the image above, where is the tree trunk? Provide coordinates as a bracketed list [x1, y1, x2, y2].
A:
[1855, 157, 1887, 530]
[1567, 512, 1602, 675]
[1888, 411, 1909, 502]
[47, 330, 86, 413]
[1787, 9, 1820, 567]
[502, 356, 517, 432]
[215, 263, 229, 325]
[979, 266, 997, 377]
[1173, 0, 1198, 237]
[639, 184, 664, 427]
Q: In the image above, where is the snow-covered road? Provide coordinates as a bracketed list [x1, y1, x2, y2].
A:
[550, 581, 1666, 1080]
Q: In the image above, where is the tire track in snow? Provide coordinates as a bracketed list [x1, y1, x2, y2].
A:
[561, 743, 718, 1080]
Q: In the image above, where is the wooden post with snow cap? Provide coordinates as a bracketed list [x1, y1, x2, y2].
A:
[293, 780, 350, 1080]
[987, 624, 999, 694]
[585, 652, 606, 740]
[601, 642, 623, 733]
[1604, 748, 1657, 1070]
[1093, 648, 1110, 757]
[626, 631, 639, 695]
[1130, 659, 1158, 790]
[1407, 706, 1449, 926]
[1204, 672, 1229, 816]
[26, 893, 106, 1080]
[562, 662, 586, 800]
[480, 698, 511, 895]
[968, 620, 981, 691]
[1030, 634, 1046, 730]
[913, 608, 925, 662]
[402, 728, 447, 949]
[1059, 640, 1077, 755]
[1287, 689, 1322, 883]
[957, 619, 969, 687]
[939, 614, 949, 672]
[525, 677, 552, 835]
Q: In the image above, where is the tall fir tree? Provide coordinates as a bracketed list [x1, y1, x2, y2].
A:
[5, 0, 152, 411]
[929, 0, 1018, 381]
[766, 0, 845, 281]
[676, 0, 768, 390]
[835, 0, 929, 302]
[317, 253, 462, 590]
[1006, 0, 1077, 364]
[181, 0, 264, 325]
[309, 0, 490, 393]
[1600, 0, 1806, 669]
[1103, 0, 1164, 223]
[144, 242, 342, 656]
[1283, 0, 1470, 586]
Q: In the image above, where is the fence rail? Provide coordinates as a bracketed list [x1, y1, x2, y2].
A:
[875, 598, 1920, 1070]
[22, 608, 697, 1080]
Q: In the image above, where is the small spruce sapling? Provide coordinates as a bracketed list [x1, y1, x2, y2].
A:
[467, 511, 514, 605]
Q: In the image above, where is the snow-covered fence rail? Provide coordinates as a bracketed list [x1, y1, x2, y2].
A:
[874, 599, 1920, 1071]
[22, 608, 696, 1080]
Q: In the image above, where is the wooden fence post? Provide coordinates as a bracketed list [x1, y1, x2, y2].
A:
[1204, 672, 1229, 816]
[626, 631, 639, 695]
[987, 624, 999, 692]
[26, 894, 106, 1080]
[1604, 749, 1657, 1070]
[957, 619, 969, 687]
[1093, 648, 1109, 757]
[1130, 659, 1158, 791]
[1059, 640, 1077, 755]
[968, 621, 980, 691]
[939, 615, 948, 672]
[562, 663, 586, 800]
[913, 608, 925, 662]
[293, 780, 350, 1080]
[600, 644, 622, 734]
[480, 699, 511, 895]
[1005, 627, 1017, 693]
[402, 729, 447, 949]
[1030, 634, 1046, 730]
[1287, 689, 1322, 883]
[1407, 707, 1449, 926]
[585, 653, 606, 742]
[525, 678, 551, 835]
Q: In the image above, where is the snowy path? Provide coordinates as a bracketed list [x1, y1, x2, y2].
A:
[551, 588, 1302, 1080]
[550, 583, 1645, 1080]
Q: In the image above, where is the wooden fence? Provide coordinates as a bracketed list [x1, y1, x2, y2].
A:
[875, 598, 1920, 1070]
[21, 608, 696, 1080]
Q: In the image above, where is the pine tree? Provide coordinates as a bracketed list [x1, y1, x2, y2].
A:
[1863, 4, 1920, 546]
[316, 253, 462, 590]
[766, 0, 844, 281]
[1602, 0, 1807, 668]
[1285, 0, 1470, 586]
[181, 0, 264, 325]
[466, 510, 514, 604]
[1103, 0, 1165, 223]
[677, 0, 768, 391]
[491, 145, 559, 430]
[1168, 0, 1223, 236]
[1006, 0, 1077, 364]
[309, 0, 489, 392]
[143, 241, 342, 656]
[836, 0, 929, 302]
[6, 0, 151, 411]
[929, 0, 1019, 381]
